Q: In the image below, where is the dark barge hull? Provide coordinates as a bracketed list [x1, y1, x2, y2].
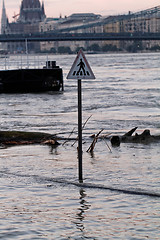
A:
[0, 63, 63, 93]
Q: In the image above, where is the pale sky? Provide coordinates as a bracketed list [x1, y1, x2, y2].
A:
[2, 0, 160, 21]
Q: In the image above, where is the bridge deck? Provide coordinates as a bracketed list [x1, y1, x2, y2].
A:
[0, 32, 160, 42]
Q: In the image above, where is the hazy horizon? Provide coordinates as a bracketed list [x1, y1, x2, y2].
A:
[1, 0, 160, 22]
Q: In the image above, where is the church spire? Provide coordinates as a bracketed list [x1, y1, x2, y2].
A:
[41, 1, 46, 20]
[1, 0, 8, 34]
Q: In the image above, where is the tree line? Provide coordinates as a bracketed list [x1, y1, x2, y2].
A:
[40, 42, 160, 54]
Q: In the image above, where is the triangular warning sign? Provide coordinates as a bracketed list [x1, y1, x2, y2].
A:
[67, 49, 95, 80]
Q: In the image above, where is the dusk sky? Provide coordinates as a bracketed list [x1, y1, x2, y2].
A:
[2, 0, 160, 21]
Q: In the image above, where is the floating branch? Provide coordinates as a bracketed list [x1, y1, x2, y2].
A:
[72, 115, 92, 146]
[87, 129, 104, 153]
[90, 132, 112, 139]
[62, 127, 76, 146]
[102, 136, 112, 152]
[82, 115, 92, 129]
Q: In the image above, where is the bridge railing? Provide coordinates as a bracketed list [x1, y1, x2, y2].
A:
[0, 32, 160, 42]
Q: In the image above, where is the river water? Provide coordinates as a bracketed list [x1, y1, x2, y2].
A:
[0, 52, 160, 239]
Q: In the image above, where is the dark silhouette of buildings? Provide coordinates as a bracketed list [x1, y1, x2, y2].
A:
[1, 0, 46, 53]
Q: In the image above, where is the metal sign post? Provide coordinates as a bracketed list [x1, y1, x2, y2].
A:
[67, 49, 95, 182]
[78, 78, 83, 182]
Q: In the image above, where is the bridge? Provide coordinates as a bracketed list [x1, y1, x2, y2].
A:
[0, 32, 160, 42]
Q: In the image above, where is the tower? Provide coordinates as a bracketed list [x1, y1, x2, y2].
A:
[1, 0, 9, 50]
[18, 0, 46, 23]
[1, 0, 9, 34]
[1, 0, 46, 53]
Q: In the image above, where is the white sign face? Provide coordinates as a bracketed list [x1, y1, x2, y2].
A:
[67, 49, 95, 80]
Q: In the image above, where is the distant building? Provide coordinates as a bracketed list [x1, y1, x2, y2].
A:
[1, 2, 160, 53]
[39, 13, 103, 52]
[1, 0, 9, 50]
[18, 0, 45, 23]
[1, 0, 46, 53]
[103, 6, 160, 50]
[1, 0, 9, 34]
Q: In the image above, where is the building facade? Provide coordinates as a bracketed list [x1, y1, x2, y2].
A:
[1, 2, 160, 53]
[103, 6, 160, 50]
[39, 6, 160, 53]
[1, 0, 46, 53]
[39, 13, 103, 52]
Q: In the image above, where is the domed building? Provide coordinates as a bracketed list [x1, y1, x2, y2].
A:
[18, 0, 45, 23]
[1, 0, 46, 53]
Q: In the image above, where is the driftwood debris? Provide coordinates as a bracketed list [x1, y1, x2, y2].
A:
[62, 127, 76, 146]
[1, 127, 159, 149]
[72, 115, 92, 147]
[0, 131, 59, 147]
[110, 127, 160, 146]
[87, 129, 104, 153]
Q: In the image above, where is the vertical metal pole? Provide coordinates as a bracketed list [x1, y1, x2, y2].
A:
[25, 38, 28, 55]
[5, 55, 6, 70]
[21, 54, 22, 69]
[78, 79, 83, 182]
[25, 38, 29, 68]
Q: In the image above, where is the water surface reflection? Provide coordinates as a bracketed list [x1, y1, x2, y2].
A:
[73, 189, 91, 238]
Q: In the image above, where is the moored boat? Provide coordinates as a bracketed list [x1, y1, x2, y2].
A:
[0, 58, 63, 93]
